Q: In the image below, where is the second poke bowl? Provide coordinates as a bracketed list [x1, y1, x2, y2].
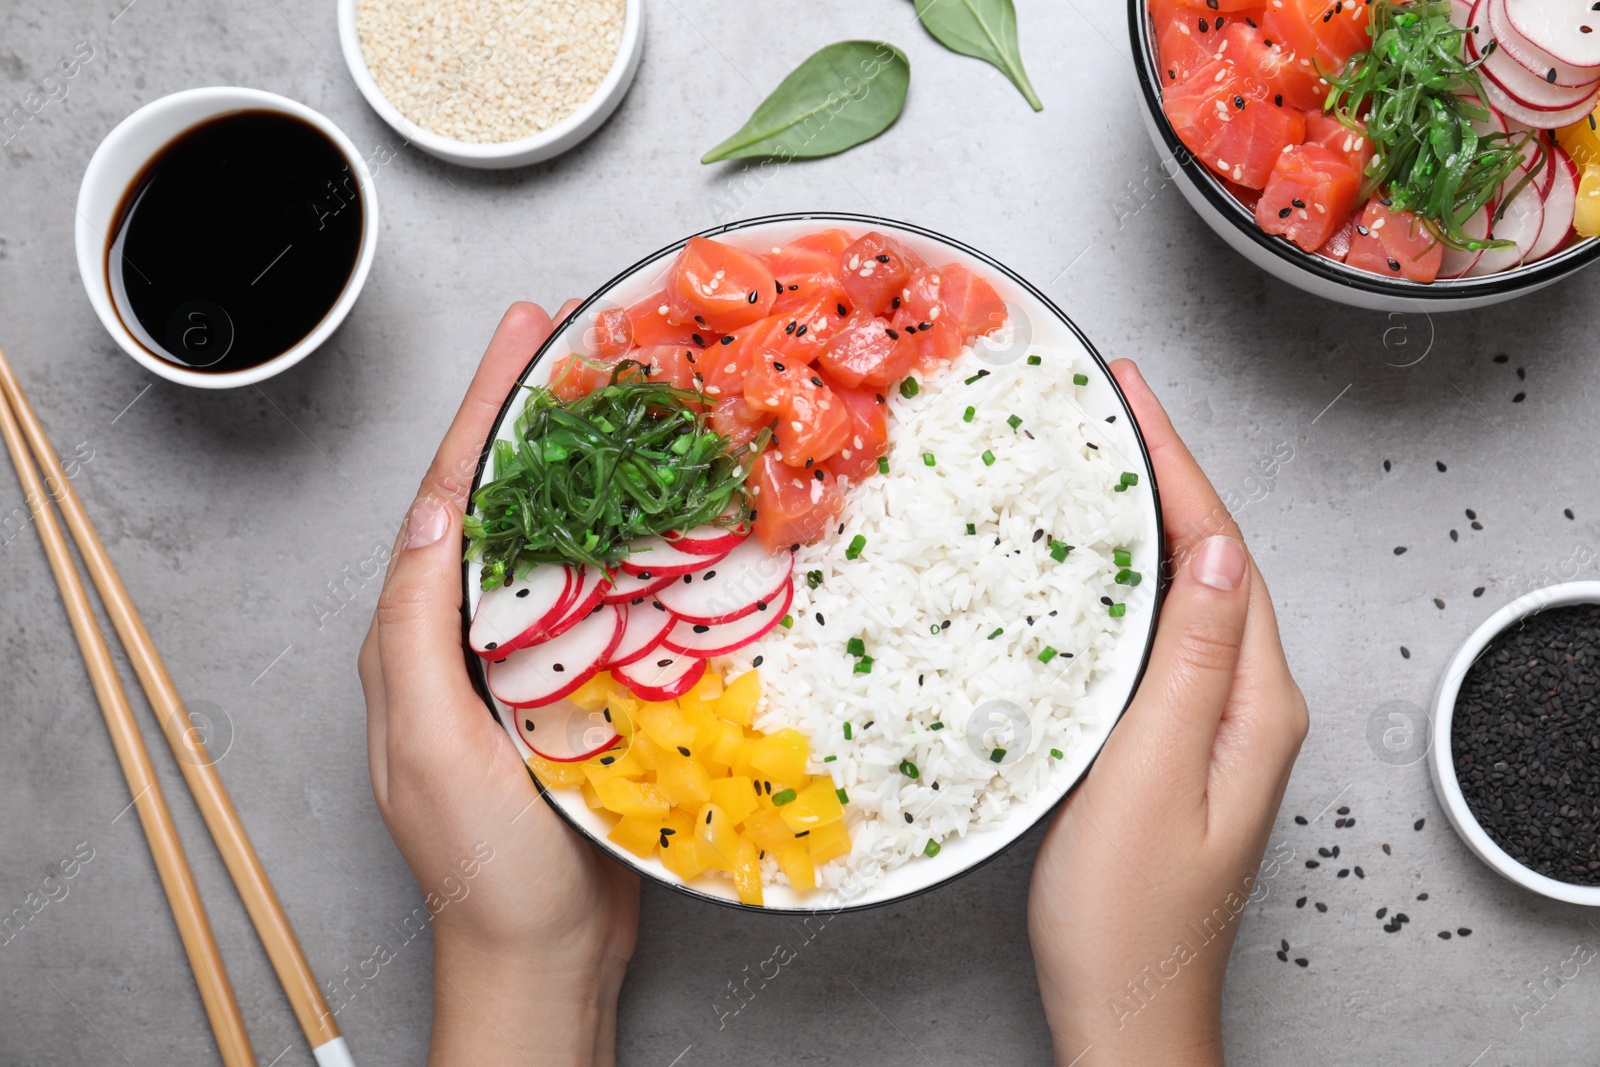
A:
[462, 213, 1163, 912]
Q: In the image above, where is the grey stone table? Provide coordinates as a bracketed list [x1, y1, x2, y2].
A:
[3, 2, 1598, 1064]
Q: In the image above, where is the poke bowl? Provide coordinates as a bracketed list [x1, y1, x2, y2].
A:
[461, 212, 1163, 912]
[1129, 0, 1600, 311]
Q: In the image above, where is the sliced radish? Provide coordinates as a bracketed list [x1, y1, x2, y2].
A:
[470, 565, 575, 659]
[1439, 204, 1493, 278]
[539, 565, 612, 643]
[664, 522, 751, 556]
[608, 598, 676, 669]
[488, 604, 625, 708]
[602, 568, 673, 605]
[1529, 148, 1580, 261]
[1482, 38, 1600, 111]
[508, 699, 621, 763]
[1467, 179, 1546, 275]
[653, 537, 795, 625]
[1486, 0, 1598, 87]
[1501, 0, 1600, 71]
[1481, 75, 1599, 134]
[618, 535, 731, 578]
[613, 651, 707, 702]
[662, 579, 793, 657]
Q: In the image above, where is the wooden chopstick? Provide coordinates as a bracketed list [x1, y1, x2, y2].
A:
[0, 349, 355, 1067]
[0, 383, 256, 1066]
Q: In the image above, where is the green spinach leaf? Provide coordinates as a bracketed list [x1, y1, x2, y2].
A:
[914, 0, 1042, 111]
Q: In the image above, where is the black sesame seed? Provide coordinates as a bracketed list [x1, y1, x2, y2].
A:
[1314, 902, 1327, 913]
[1295, 815, 1308, 825]
[1296, 896, 1307, 908]
[1401, 646, 1411, 659]
[752, 655, 764, 667]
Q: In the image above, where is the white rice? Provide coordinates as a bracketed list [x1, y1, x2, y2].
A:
[718, 344, 1144, 892]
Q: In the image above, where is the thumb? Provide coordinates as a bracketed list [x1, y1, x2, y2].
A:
[1114, 534, 1251, 794]
[376, 495, 486, 736]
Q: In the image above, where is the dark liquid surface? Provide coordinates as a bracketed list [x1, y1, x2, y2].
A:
[107, 110, 363, 374]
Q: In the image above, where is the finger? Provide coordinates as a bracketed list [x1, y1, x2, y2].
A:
[555, 297, 581, 324]
[358, 620, 390, 808]
[1110, 359, 1243, 565]
[1113, 534, 1252, 796]
[422, 301, 554, 511]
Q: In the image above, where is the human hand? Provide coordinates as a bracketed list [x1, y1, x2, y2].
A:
[1027, 359, 1309, 1066]
[358, 302, 639, 1067]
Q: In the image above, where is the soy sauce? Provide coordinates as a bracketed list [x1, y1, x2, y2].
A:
[106, 110, 363, 374]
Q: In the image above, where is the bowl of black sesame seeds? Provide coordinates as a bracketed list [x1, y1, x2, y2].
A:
[1431, 581, 1600, 906]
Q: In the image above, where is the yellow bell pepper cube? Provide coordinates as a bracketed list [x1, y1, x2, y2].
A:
[778, 778, 846, 832]
[635, 700, 696, 750]
[742, 808, 796, 853]
[733, 836, 763, 906]
[567, 672, 615, 712]
[806, 821, 851, 865]
[654, 749, 713, 810]
[594, 777, 670, 820]
[750, 728, 810, 784]
[715, 669, 760, 726]
[709, 776, 760, 826]
[1558, 106, 1600, 169]
[580, 781, 605, 810]
[702, 717, 745, 767]
[1576, 163, 1600, 239]
[581, 733, 656, 784]
[525, 753, 586, 788]
[776, 842, 816, 891]
[679, 672, 724, 718]
[658, 810, 711, 881]
[694, 803, 739, 872]
[607, 815, 663, 859]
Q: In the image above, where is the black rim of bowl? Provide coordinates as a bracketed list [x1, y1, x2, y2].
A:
[460, 210, 1167, 914]
[1126, 1, 1600, 301]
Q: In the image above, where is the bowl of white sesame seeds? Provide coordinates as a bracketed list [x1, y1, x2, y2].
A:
[338, 0, 643, 169]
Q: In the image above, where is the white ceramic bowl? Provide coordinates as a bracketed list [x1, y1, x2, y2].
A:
[1126, 2, 1600, 312]
[76, 87, 379, 390]
[337, 0, 643, 169]
[462, 213, 1165, 912]
[1430, 580, 1600, 906]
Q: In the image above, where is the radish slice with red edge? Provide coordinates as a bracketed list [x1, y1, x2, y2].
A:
[1486, 0, 1600, 88]
[1467, 179, 1546, 275]
[1500, 0, 1600, 71]
[662, 578, 793, 657]
[470, 564, 574, 659]
[488, 604, 625, 708]
[618, 535, 730, 578]
[602, 568, 673, 604]
[653, 537, 794, 625]
[608, 599, 676, 669]
[508, 699, 622, 763]
[1439, 204, 1493, 278]
[612, 651, 707, 702]
[663, 522, 751, 556]
[1482, 71, 1600, 128]
[539, 565, 612, 643]
[1528, 147, 1579, 261]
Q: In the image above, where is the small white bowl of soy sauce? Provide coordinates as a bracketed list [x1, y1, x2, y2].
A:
[76, 87, 379, 389]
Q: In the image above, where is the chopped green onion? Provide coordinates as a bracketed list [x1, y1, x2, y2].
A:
[964, 370, 989, 385]
[1038, 646, 1058, 664]
[963, 405, 976, 423]
[823, 754, 837, 762]
[1049, 748, 1063, 759]
[1120, 471, 1139, 487]
[923, 452, 936, 466]
[929, 722, 944, 731]
[900, 377, 920, 399]
[1026, 355, 1042, 366]
[1108, 602, 1126, 618]
[772, 788, 797, 806]
[1049, 540, 1069, 563]
[853, 655, 874, 674]
[1116, 568, 1142, 587]
[1072, 372, 1089, 386]
[1006, 414, 1022, 431]
[836, 787, 849, 804]
[877, 456, 889, 474]
[924, 839, 941, 857]
[987, 627, 1003, 640]
[990, 748, 1006, 763]
[929, 623, 940, 635]
[846, 637, 866, 657]
[846, 534, 866, 560]
[843, 723, 853, 740]
[781, 614, 794, 628]
[1113, 548, 1132, 567]
[981, 450, 996, 466]
[899, 759, 919, 779]
[806, 569, 824, 589]
[965, 522, 976, 535]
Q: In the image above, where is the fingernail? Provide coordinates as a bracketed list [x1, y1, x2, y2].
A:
[406, 497, 449, 550]
[1191, 536, 1246, 592]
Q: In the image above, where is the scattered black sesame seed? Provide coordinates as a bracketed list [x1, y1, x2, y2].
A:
[1306, 860, 1320, 868]
[1395, 546, 1408, 555]
[1315, 902, 1327, 913]
[1295, 958, 1309, 968]
[1295, 815, 1308, 825]
[1473, 587, 1485, 597]
[1415, 819, 1425, 831]
[1382, 843, 1392, 855]
[1401, 646, 1411, 659]
[1436, 461, 1447, 472]
[1376, 907, 1388, 919]
[1296, 896, 1307, 908]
